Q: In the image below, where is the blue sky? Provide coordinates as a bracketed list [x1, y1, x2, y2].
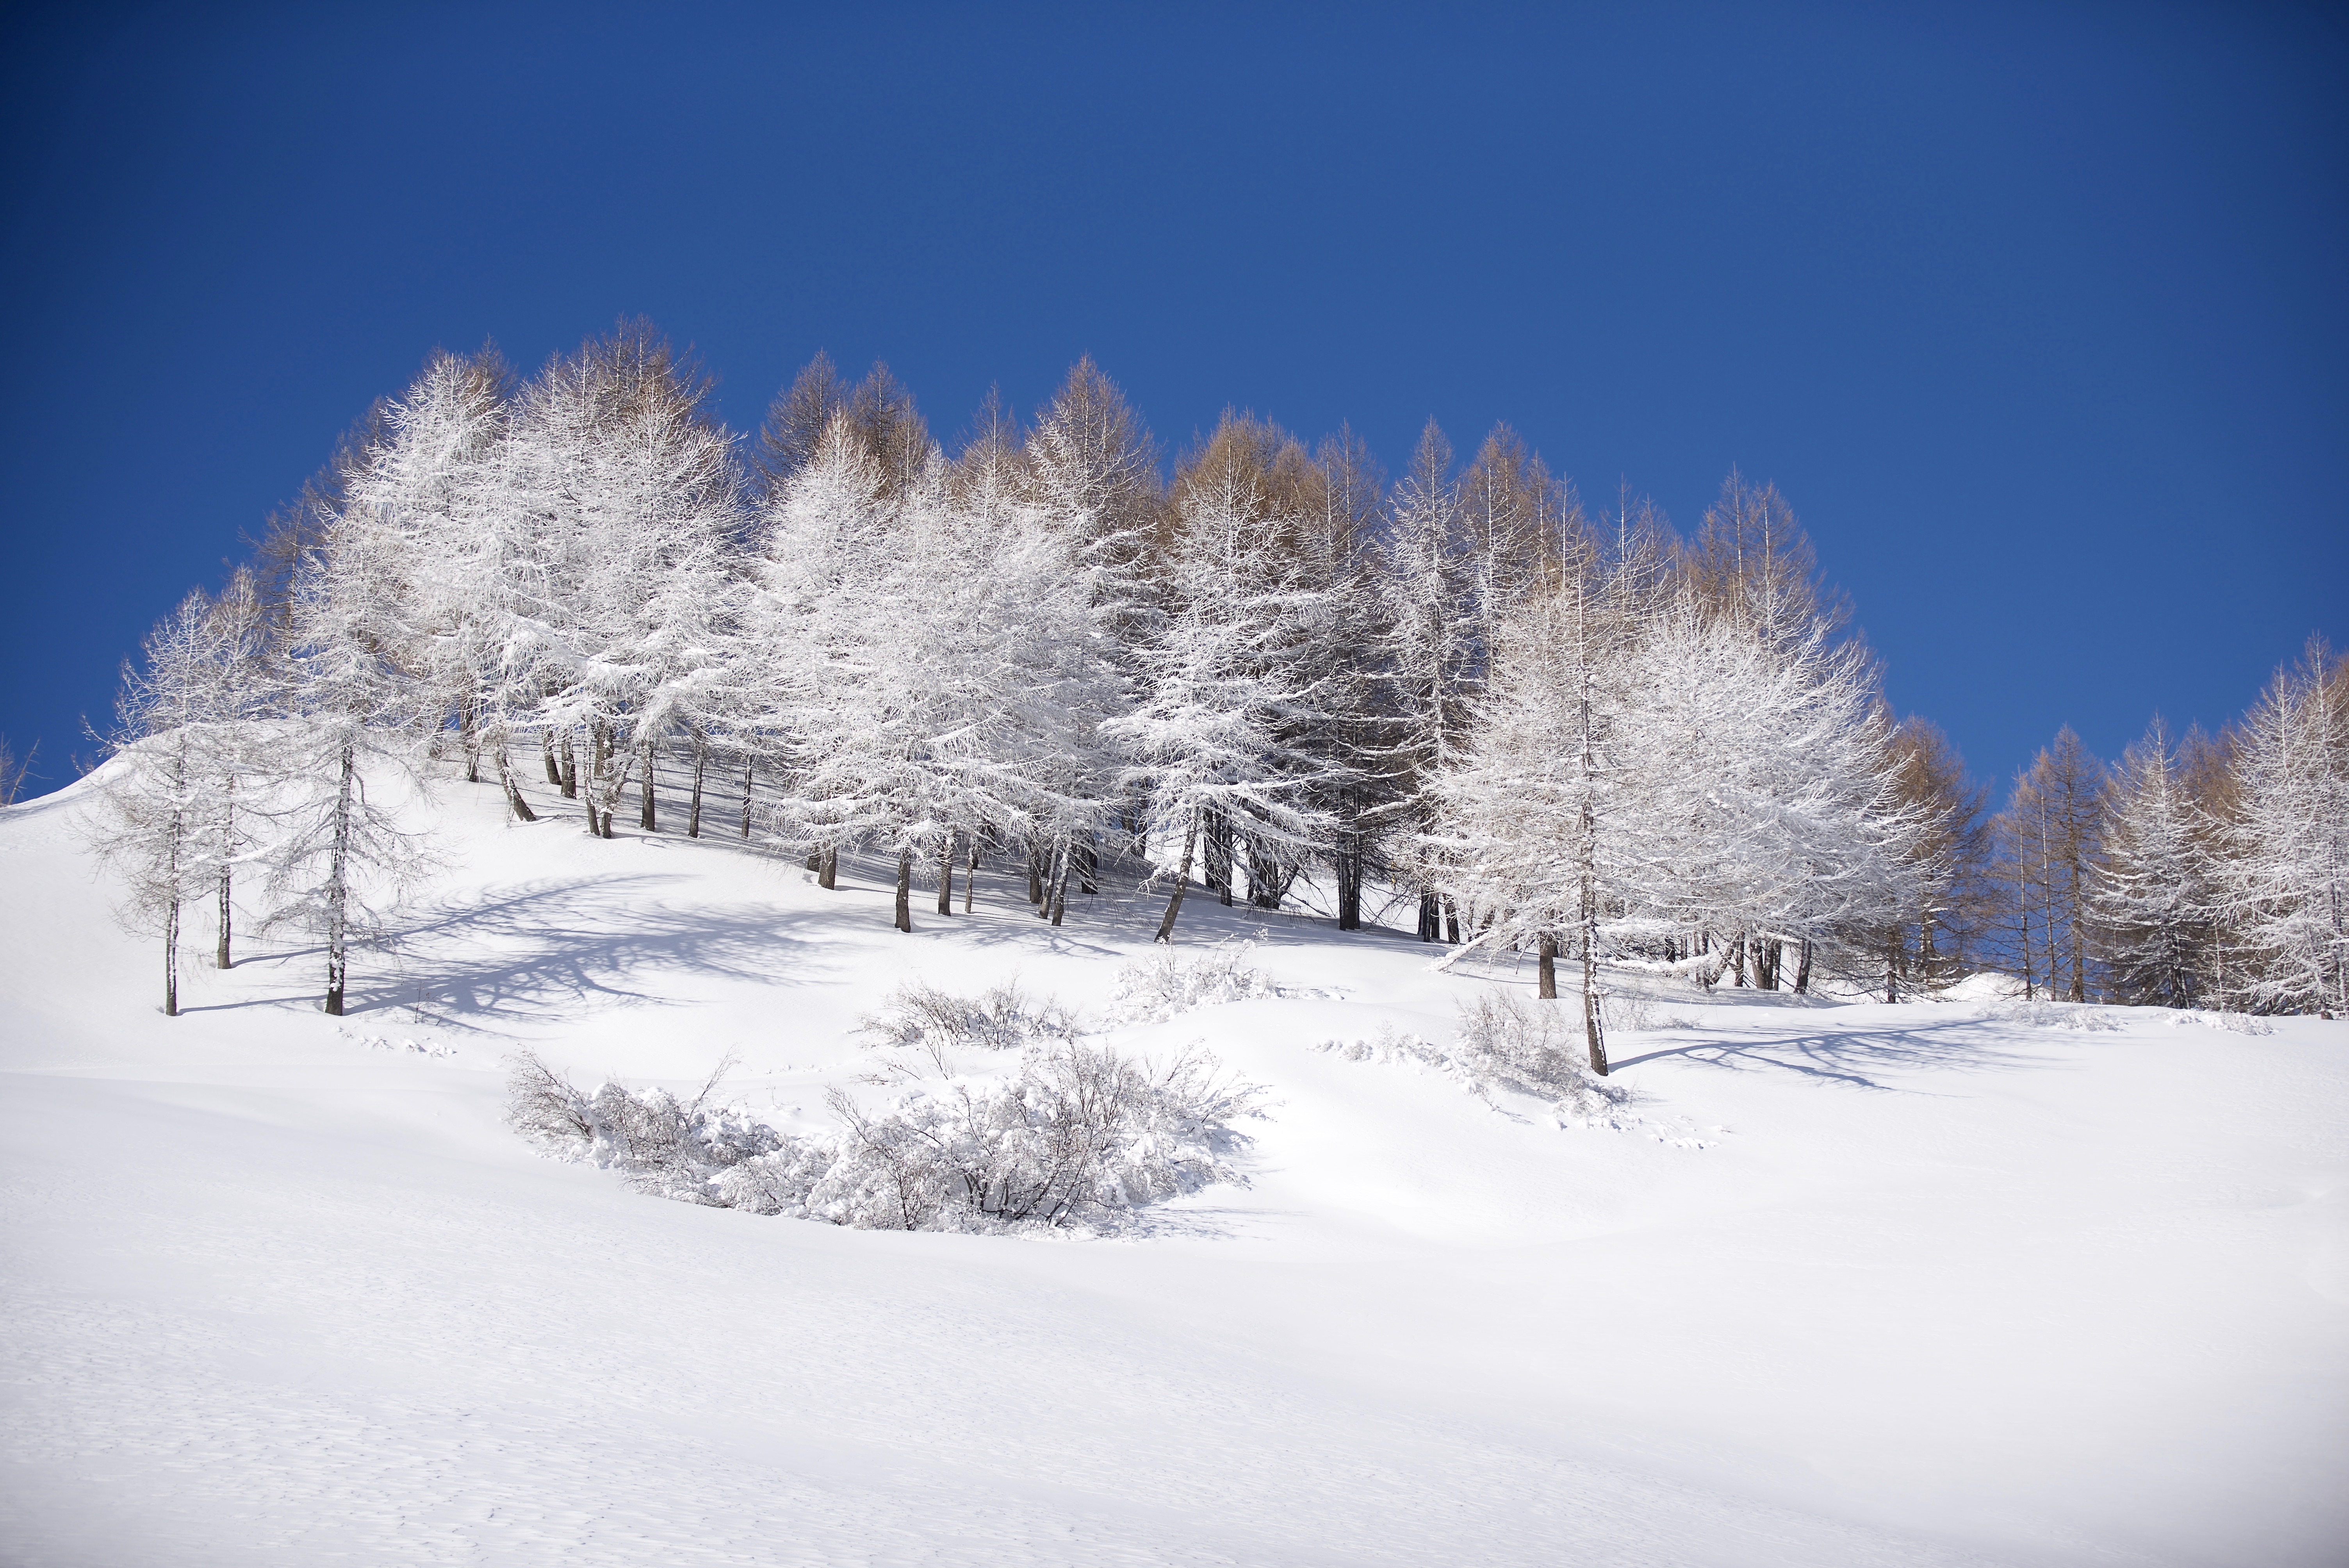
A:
[2, 2, 2342, 800]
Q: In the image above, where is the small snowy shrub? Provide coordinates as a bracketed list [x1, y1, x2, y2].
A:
[798, 1041, 1261, 1231]
[1311, 999, 1628, 1121]
[1108, 940, 1274, 1023]
[1454, 992, 1616, 1112]
[855, 978, 1077, 1078]
[1986, 1001, 2122, 1032]
[508, 996, 1263, 1234]
[505, 1050, 784, 1204]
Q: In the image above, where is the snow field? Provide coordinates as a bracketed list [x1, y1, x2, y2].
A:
[3, 767, 2345, 1566]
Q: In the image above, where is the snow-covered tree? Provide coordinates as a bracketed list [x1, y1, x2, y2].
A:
[2091, 717, 2215, 1008]
[267, 444, 438, 1016]
[2215, 640, 2347, 1014]
[1111, 418, 1335, 943]
[1377, 421, 1473, 942]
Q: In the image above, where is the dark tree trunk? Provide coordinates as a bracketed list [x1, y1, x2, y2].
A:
[1077, 836, 1096, 895]
[164, 892, 180, 1016]
[1047, 841, 1071, 927]
[819, 846, 837, 890]
[1538, 932, 1558, 999]
[740, 766, 754, 838]
[542, 729, 561, 786]
[639, 739, 657, 831]
[1794, 938, 1813, 994]
[215, 830, 232, 969]
[499, 749, 537, 823]
[966, 837, 978, 912]
[894, 850, 913, 932]
[324, 743, 354, 1016]
[938, 835, 954, 916]
[1335, 823, 1362, 932]
[1444, 896, 1461, 945]
[460, 697, 480, 784]
[560, 733, 577, 798]
[1204, 810, 1233, 906]
[1027, 839, 1044, 906]
[1419, 891, 1442, 943]
[687, 744, 705, 838]
[1153, 819, 1200, 944]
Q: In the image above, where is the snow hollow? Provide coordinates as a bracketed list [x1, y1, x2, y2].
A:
[2, 760, 2344, 1567]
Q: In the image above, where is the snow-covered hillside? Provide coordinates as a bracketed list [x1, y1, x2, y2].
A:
[3, 766, 2344, 1566]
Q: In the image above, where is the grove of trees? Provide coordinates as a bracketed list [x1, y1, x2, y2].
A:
[82, 324, 2349, 1032]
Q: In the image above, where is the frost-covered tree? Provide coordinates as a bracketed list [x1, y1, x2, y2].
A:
[1377, 421, 1473, 942]
[2090, 717, 2214, 1008]
[1111, 416, 1335, 943]
[84, 591, 232, 1013]
[267, 442, 437, 1016]
[507, 325, 743, 838]
[2215, 640, 2348, 1014]
[1995, 729, 2106, 1003]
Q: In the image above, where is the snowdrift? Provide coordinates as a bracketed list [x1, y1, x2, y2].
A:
[2, 763, 2344, 1566]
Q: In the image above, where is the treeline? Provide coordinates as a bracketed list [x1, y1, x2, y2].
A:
[84, 322, 2345, 1042]
[1987, 640, 2347, 1017]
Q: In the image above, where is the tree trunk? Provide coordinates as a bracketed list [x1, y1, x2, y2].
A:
[1153, 819, 1200, 944]
[1336, 816, 1362, 931]
[819, 846, 837, 890]
[1418, 891, 1442, 943]
[687, 743, 705, 838]
[1077, 836, 1096, 895]
[639, 739, 657, 831]
[937, 835, 954, 916]
[1794, 938, 1813, 994]
[1028, 838, 1044, 906]
[1537, 932, 1558, 1000]
[1204, 810, 1233, 907]
[164, 890, 180, 1016]
[324, 743, 354, 1016]
[460, 696, 480, 784]
[1048, 841, 1071, 927]
[965, 837, 978, 913]
[894, 849, 913, 933]
[582, 795, 601, 838]
[215, 863, 232, 969]
[498, 748, 538, 823]
[1444, 895, 1460, 945]
[740, 766, 754, 838]
[559, 732, 577, 798]
[1885, 929, 1902, 1004]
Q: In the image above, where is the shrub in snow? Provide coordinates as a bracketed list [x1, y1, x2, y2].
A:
[855, 979, 1078, 1076]
[1108, 939, 1274, 1023]
[1985, 1001, 2122, 1032]
[507, 986, 1263, 1233]
[1312, 994, 1629, 1120]
[730, 1041, 1260, 1231]
[506, 1050, 785, 1204]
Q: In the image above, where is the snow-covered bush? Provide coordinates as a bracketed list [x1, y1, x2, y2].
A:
[855, 978, 1077, 1076]
[1311, 995, 1629, 1119]
[1984, 1001, 2123, 1032]
[506, 1050, 784, 1203]
[1108, 939, 1274, 1023]
[508, 993, 1263, 1233]
[779, 1041, 1258, 1231]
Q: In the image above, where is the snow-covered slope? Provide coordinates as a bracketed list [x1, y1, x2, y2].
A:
[3, 768, 2344, 1566]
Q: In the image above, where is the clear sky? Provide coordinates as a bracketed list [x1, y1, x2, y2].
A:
[2, 2, 2341, 802]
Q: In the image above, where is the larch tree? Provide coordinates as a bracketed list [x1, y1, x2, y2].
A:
[2090, 716, 2215, 1008]
[2215, 639, 2348, 1014]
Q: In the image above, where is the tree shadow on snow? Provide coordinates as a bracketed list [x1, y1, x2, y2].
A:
[1609, 1015, 2062, 1091]
[192, 874, 847, 1033]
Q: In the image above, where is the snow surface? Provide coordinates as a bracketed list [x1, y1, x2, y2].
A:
[3, 768, 2345, 1566]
